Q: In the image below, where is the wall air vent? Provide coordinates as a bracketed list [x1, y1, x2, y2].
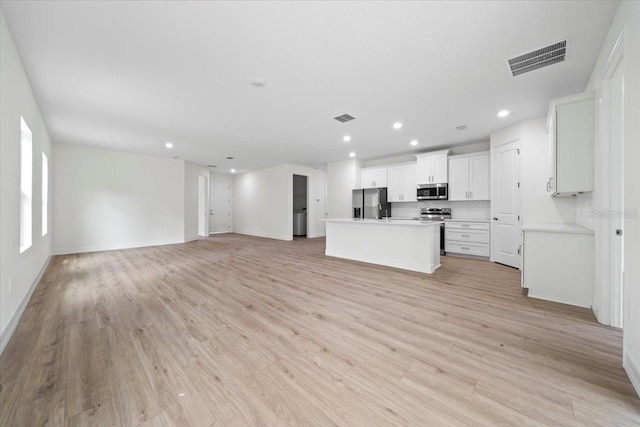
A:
[456, 125, 468, 131]
[334, 114, 356, 123]
[508, 39, 569, 77]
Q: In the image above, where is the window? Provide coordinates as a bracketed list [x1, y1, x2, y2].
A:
[42, 152, 48, 236]
[20, 117, 32, 253]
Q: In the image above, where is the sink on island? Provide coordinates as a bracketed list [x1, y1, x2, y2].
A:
[323, 218, 442, 274]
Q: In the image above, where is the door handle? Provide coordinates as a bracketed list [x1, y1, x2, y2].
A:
[493, 217, 498, 221]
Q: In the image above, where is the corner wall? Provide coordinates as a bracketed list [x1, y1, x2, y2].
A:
[184, 162, 210, 241]
[327, 159, 360, 219]
[0, 10, 53, 352]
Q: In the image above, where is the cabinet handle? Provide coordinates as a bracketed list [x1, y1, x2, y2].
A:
[469, 191, 472, 199]
[462, 224, 470, 228]
[461, 247, 470, 250]
[462, 234, 470, 238]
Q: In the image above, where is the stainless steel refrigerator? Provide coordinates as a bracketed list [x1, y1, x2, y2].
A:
[352, 188, 391, 219]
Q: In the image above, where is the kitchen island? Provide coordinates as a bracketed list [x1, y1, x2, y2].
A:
[324, 218, 442, 274]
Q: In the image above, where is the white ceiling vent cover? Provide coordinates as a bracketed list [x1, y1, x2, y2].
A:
[508, 38, 569, 77]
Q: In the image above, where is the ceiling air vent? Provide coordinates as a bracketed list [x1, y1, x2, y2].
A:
[508, 39, 569, 77]
[334, 114, 355, 123]
[456, 125, 468, 131]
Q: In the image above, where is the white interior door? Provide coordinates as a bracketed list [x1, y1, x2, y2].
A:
[197, 175, 207, 237]
[491, 140, 521, 268]
[210, 181, 231, 233]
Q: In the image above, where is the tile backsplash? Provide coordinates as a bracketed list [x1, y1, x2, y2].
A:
[391, 200, 491, 220]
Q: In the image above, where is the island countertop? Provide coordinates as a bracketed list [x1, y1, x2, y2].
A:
[324, 218, 441, 274]
[323, 218, 443, 226]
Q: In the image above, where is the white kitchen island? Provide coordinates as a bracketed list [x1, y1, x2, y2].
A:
[324, 219, 442, 274]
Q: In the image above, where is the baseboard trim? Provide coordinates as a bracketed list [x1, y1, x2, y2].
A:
[0, 255, 52, 355]
[52, 239, 184, 255]
[624, 351, 640, 398]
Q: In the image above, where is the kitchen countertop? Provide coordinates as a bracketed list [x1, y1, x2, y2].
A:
[324, 218, 442, 226]
[521, 223, 594, 235]
[445, 218, 491, 223]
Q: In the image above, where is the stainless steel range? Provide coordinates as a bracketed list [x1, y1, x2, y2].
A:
[416, 208, 451, 255]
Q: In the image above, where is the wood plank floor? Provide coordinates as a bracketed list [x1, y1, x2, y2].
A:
[1, 233, 639, 426]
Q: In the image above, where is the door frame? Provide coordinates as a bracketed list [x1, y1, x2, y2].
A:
[197, 175, 208, 237]
[597, 30, 625, 328]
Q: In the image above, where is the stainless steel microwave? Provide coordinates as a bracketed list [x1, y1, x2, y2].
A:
[417, 183, 448, 200]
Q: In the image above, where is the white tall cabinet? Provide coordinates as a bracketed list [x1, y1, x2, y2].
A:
[416, 150, 449, 184]
[448, 152, 490, 201]
[387, 163, 417, 202]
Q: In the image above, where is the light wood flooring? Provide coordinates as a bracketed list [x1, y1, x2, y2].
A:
[1, 233, 639, 426]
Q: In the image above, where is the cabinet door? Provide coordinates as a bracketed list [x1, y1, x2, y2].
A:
[374, 167, 388, 188]
[469, 154, 490, 200]
[401, 164, 417, 202]
[431, 153, 449, 183]
[360, 169, 374, 188]
[386, 166, 403, 202]
[448, 157, 469, 201]
[416, 156, 433, 184]
[556, 100, 594, 193]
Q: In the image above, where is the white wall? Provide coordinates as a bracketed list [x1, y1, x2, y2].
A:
[184, 162, 209, 241]
[52, 143, 185, 254]
[327, 159, 360, 219]
[581, 0, 640, 395]
[0, 10, 53, 352]
[233, 164, 326, 240]
[491, 119, 576, 225]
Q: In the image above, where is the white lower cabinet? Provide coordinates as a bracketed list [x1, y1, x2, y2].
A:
[444, 221, 490, 257]
[522, 224, 594, 308]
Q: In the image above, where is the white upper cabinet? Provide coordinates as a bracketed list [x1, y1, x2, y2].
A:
[547, 92, 595, 196]
[360, 167, 388, 189]
[387, 163, 417, 202]
[448, 152, 490, 201]
[415, 150, 450, 184]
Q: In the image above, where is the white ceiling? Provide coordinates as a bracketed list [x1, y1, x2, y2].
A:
[2, 1, 618, 174]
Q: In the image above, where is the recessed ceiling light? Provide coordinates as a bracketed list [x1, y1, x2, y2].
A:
[230, 168, 236, 173]
[349, 152, 356, 158]
[410, 140, 418, 146]
[497, 110, 510, 118]
[165, 142, 173, 149]
[343, 135, 351, 142]
[393, 122, 403, 130]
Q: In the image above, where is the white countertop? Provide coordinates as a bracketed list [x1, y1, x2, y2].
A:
[324, 218, 442, 227]
[445, 218, 491, 223]
[521, 223, 594, 235]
